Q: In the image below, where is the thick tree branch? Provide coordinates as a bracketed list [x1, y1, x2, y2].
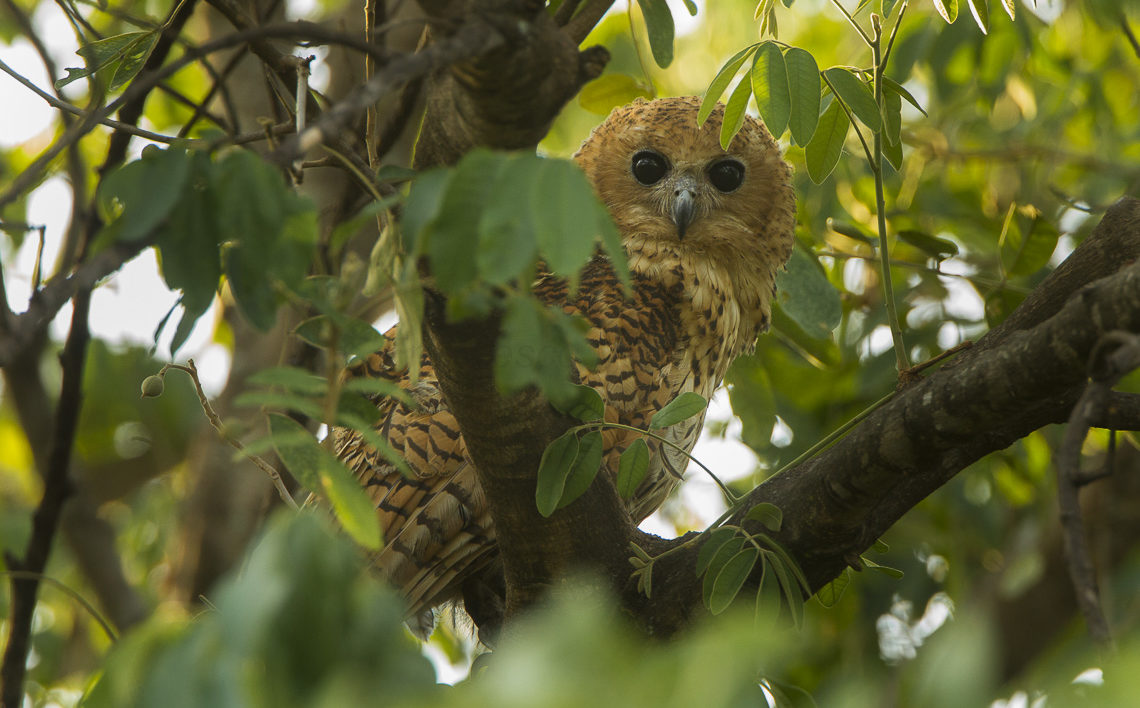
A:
[632, 199, 1140, 633]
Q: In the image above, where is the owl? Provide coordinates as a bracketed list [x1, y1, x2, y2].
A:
[335, 95, 795, 636]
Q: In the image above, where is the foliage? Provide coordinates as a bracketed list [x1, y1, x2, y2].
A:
[2, 0, 1140, 706]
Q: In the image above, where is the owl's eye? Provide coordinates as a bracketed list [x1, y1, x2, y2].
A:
[708, 159, 745, 193]
[631, 150, 669, 186]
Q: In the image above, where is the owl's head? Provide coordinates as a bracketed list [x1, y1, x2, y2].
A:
[574, 96, 795, 279]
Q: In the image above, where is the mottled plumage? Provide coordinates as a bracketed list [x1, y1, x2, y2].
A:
[334, 96, 795, 628]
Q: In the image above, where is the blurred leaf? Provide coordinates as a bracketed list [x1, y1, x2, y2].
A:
[557, 430, 604, 509]
[815, 568, 851, 608]
[897, 229, 959, 259]
[532, 157, 607, 286]
[536, 430, 580, 517]
[1000, 0, 1014, 20]
[635, 0, 675, 68]
[824, 67, 881, 133]
[551, 384, 605, 422]
[709, 548, 759, 614]
[649, 391, 708, 429]
[784, 47, 821, 145]
[883, 84, 902, 147]
[428, 149, 502, 295]
[805, 98, 849, 183]
[700, 45, 758, 125]
[1001, 214, 1058, 278]
[97, 146, 191, 244]
[726, 354, 777, 451]
[775, 247, 842, 339]
[862, 557, 904, 578]
[56, 31, 156, 89]
[578, 74, 654, 115]
[616, 437, 650, 500]
[751, 42, 790, 138]
[248, 366, 328, 395]
[375, 164, 417, 183]
[828, 219, 876, 244]
[269, 415, 380, 549]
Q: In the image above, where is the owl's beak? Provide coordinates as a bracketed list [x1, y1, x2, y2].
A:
[671, 184, 697, 239]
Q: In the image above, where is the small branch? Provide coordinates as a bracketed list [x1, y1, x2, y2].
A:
[1121, 12, 1140, 61]
[564, 0, 616, 43]
[149, 361, 300, 509]
[869, 15, 909, 374]
[279, 19, 504, 164]
[1089, 392, 1140, 430]
[1, 288, 92, 707]
[1, 571, 118, 642]
[828, 0, 873, 47]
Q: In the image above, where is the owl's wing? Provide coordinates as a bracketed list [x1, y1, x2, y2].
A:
[334, 334, 495, 620]
[337, 258, 694, 617]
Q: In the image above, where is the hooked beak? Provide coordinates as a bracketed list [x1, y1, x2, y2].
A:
[671, 185, 696, 239]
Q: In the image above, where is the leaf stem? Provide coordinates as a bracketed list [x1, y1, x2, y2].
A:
[870, 15, 910, 372]
[768, 389, 896, 479]
[828, 0, 874, 47]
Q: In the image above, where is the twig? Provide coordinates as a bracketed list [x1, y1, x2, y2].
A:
[564, 0, 616, 43]
[150, 360, 300, 509]
[280, 19, 505, 164]
[1, 571, 118, 642]
[1122, 12, 1140, 61]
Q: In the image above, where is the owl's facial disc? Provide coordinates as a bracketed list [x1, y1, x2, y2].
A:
[670, 174, 698, 239]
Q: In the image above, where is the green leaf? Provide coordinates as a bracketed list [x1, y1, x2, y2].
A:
[967, 0, 989, 34]
[815, 568, 851, 608]
[557, 430, 603, 509]
[551, 384, 604, 422]
[823, 67, 881, 133]
[828, 219, 876, 244]
[682, 0, 698, 14]
[268, 414, 380, 549]
[751, 41, 790, 139]
[578, 74, 654, 115]
[55, 31, 156, 89]
[725, 354, 776, 451]
[883, 82, 902, 147]
[775, 247, 842, 340]
[98, 146, 191, 244]
[699, 45, 758, 125]
[702, 536, 745, 607]
[882, 137, 903, 171]
[1000, 0, 1015, 20]
[635, 0, 676, 68]
[873, 538, 890, 553]
[532, 158, 605, 284]
[217, 151, 316, 330]
[649, 391, 708, 430]
[375, 164, 417, 183]
[897, 229, 959, 259]
[933, 0, 959, 23]
[108, 31, 158, 92]
[862, 557, 905, 578]
[805, 98, 849, 184]
[401, 168, 452, 255]
[429, 149, 504, 295]
[696, 527, 739, 576]
[616, 438, 650, 500]
[248, 366, 328, 395]
[708, 548, 759, 614]
[882, 77, 927, 116]
[155, 152, 219, 353]
[1001, 214, 1058, 278]
[769, 549, 805, 626]
[882, 0, 901, 17]
[745, 502, 783, 532]
[293, 314, 388, 360]
[784, 47, 821, 146]
[536, 430, 580, 517]
[720, 74, 753, 149]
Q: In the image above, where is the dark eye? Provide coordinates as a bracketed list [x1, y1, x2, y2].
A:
[708, 159, 745, 193]
[631, 150, 669, 186]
